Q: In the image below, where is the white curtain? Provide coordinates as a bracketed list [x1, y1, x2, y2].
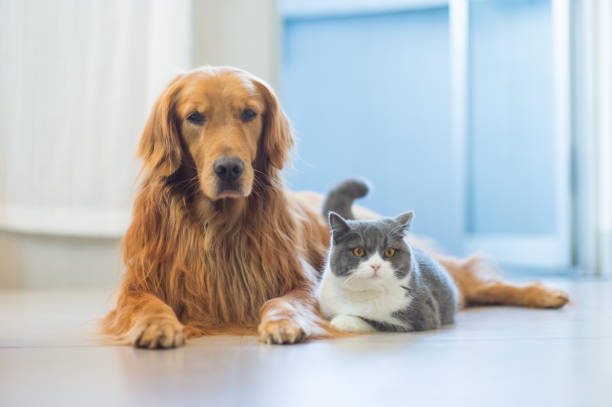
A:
[574, 0, 612, 275]
[0, 0, 192, 237]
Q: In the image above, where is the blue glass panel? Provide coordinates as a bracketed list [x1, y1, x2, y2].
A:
[468, 0, 556, 235]
[282, 8, 461, 253]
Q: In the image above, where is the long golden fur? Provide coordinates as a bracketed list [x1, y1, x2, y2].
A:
[102, 66, 568, 348]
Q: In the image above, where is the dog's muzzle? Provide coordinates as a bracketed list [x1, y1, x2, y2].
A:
[213, 156, 244, 195]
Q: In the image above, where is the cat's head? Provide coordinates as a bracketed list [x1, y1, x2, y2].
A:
[327, 211, 415, 285]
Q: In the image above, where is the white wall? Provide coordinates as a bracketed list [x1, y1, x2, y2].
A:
[0, 0, 193, 238]
[193, 0, 280, 88]
[0, 232, 122, 289]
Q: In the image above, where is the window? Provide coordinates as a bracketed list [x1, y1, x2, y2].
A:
[281, 0, 571, 270]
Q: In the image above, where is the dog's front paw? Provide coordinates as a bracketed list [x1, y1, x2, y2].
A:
[133, 318, 185, 349]
[258, 318, 305, 344]
[330, 315, 375, 332]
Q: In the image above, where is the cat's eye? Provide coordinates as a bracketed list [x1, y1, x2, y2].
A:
[187, 111, 205, 125]
[384, 248, 396, 258]
[353, 247, 365, 257]
[241, 108, 257, 122]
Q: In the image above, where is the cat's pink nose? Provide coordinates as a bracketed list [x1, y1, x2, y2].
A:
[370, 264, 381, 272]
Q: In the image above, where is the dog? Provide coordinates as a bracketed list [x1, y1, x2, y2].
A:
[102, 66, 569, 348]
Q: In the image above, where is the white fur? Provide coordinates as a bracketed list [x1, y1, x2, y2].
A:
[330, 315, 375, 332]
[317, 253, 411, 331]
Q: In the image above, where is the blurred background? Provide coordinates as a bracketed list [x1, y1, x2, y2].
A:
[0, 0, 610, 289]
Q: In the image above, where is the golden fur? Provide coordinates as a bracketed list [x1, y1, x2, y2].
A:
[102, 66, 568, 348]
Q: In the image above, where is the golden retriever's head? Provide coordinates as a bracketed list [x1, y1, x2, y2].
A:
[138, 66, 293, 200]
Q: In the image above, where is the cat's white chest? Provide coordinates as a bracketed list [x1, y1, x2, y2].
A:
[317, 269, 411, 327]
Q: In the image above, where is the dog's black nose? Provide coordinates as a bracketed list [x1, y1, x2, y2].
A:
[213, 157, 245, 182]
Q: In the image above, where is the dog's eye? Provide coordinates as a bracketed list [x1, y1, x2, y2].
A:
[241, 108, 257, 123]
[187, 111, 205, 125]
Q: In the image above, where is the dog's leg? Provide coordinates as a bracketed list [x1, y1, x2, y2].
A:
[102, 292, 185, 349]
[465, 281, 569, 308]
[257, 288, 323, 344]
[438, 255, 569, 309]
[257, 256, 347, 344]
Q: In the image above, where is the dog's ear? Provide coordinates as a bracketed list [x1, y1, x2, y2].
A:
[138, 75, 184, 177]
[254, 78, 294, 170]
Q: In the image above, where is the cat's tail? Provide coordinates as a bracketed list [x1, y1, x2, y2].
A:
[322, 179, 369, 220]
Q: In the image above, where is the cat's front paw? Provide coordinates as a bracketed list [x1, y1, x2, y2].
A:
[330, 315, 375, 333]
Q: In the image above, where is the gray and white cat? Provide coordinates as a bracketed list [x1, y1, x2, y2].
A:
[317, 180, 458, 332]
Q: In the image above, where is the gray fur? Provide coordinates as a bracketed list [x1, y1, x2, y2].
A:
[322, 179, 369, 220]
[326, 212, 458, 332]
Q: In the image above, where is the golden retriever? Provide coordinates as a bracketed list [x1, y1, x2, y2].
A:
[102, 66, 568, 348]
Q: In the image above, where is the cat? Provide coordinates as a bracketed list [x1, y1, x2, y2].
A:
[317, 179, 459, 332]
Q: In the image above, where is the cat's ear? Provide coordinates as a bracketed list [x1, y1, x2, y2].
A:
[393, 211, 414, 235]
[328, 211, 351, 237]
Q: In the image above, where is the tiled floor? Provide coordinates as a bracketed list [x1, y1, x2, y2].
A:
[0, 278, 610, 407]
